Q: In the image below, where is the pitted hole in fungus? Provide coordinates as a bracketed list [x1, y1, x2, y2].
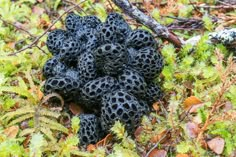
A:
[118, 98, 125, 103]
[129, 111, 134, 117]
[58, 81, 64, 87]
[123, 103, 130, 109]
[108, 107, 112, 113]
[117, 108, 123, 115]
[105, 45, 111, 50]
[81, 129, 85, 134]
[67, 84, 73, 89]
[122, 113, 129, 119]
[111, 113, 116, 119]
[45, 85, 50, 91]
[91, 84, 96, 89]
[131, 104, 137, 111]
[112, 104, 118, 110]
[126, 85, 131, 90]
[134, 81, 139, 85]
[97, 88, 102, 93]
[98, 49, 103, 54]
[133, 86, 139, 91]
[82, 136, 88, 143]
[125, 95, 131, 101]
[127, 79, 132, 84]
[106, 115, 109, 120]
[140, 86, 144, 90]
[118, 92, 124, 97]
[126, 119, 132, 124]
[85, 87, 90, 93]
[50, 80, 58, 86]
[106, 32, 111, 37]
[113, 49, 119, 54]
[112, 97, 116, 103]
[87, 131, 91, 136]
[90, 91, 95, 96]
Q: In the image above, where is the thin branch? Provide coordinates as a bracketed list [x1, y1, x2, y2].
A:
[8, 0, 88, 56]
[179, 105, 194, 122]
[0, 18, 48, 54]
[189, 0, 203, 15]
[111, 0, 182, 47]
[0, 18, 35, 37]
[194, 4, 236, 9]
[217, 0, 236, 6]
[145, 129, 171, 157]
[35, 45, 47, 54]
[63, 0, 88, 15]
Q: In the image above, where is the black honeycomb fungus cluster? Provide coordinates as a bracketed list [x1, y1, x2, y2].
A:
[78, 114, 101, 145]
[43, 12, 164, 146]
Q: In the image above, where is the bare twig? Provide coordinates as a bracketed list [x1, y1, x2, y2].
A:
[111, 0, 182, 47]
[189, 0, 203, 15]
[0, 17, 35, 37]
[63, 0, 88, 15]
[179, 105, 194, 122]
[35, 45, 47, 54]
[194, 4, 236, 9]
[0, 18, 48, 54]
[145, 129, 171, 157]
[217, 0, 236, 6]
[8, 0, 88, 56]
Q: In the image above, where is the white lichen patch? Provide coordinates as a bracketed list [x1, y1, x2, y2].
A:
[209, 28, 236, 46]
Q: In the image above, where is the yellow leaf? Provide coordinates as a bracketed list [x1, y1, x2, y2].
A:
[183, 96, 203, 110]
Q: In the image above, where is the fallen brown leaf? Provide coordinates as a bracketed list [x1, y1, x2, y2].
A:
[183, 96, 203, 110]
[39, 19, 50, 29]
[4, 125, 19, 138]
[176, 154, 189, 157]
[150, 130, 169, 144]
[185, 122, 200, 138]
[37, 88, 44, 100]
[207, 137, 225, 155]
[153, 102, 160, 111]
[151, 117, 157, 125]
[144, 0, 154, 11]
[69, 103, 84, 115]
[183, 81, 194, 89]
[87, 144, 96, 152]
[148, 149, 167, 157]
[134, 126, 143, 142]
[200, 140, 208, 149]
[7, 42, 15, 49]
